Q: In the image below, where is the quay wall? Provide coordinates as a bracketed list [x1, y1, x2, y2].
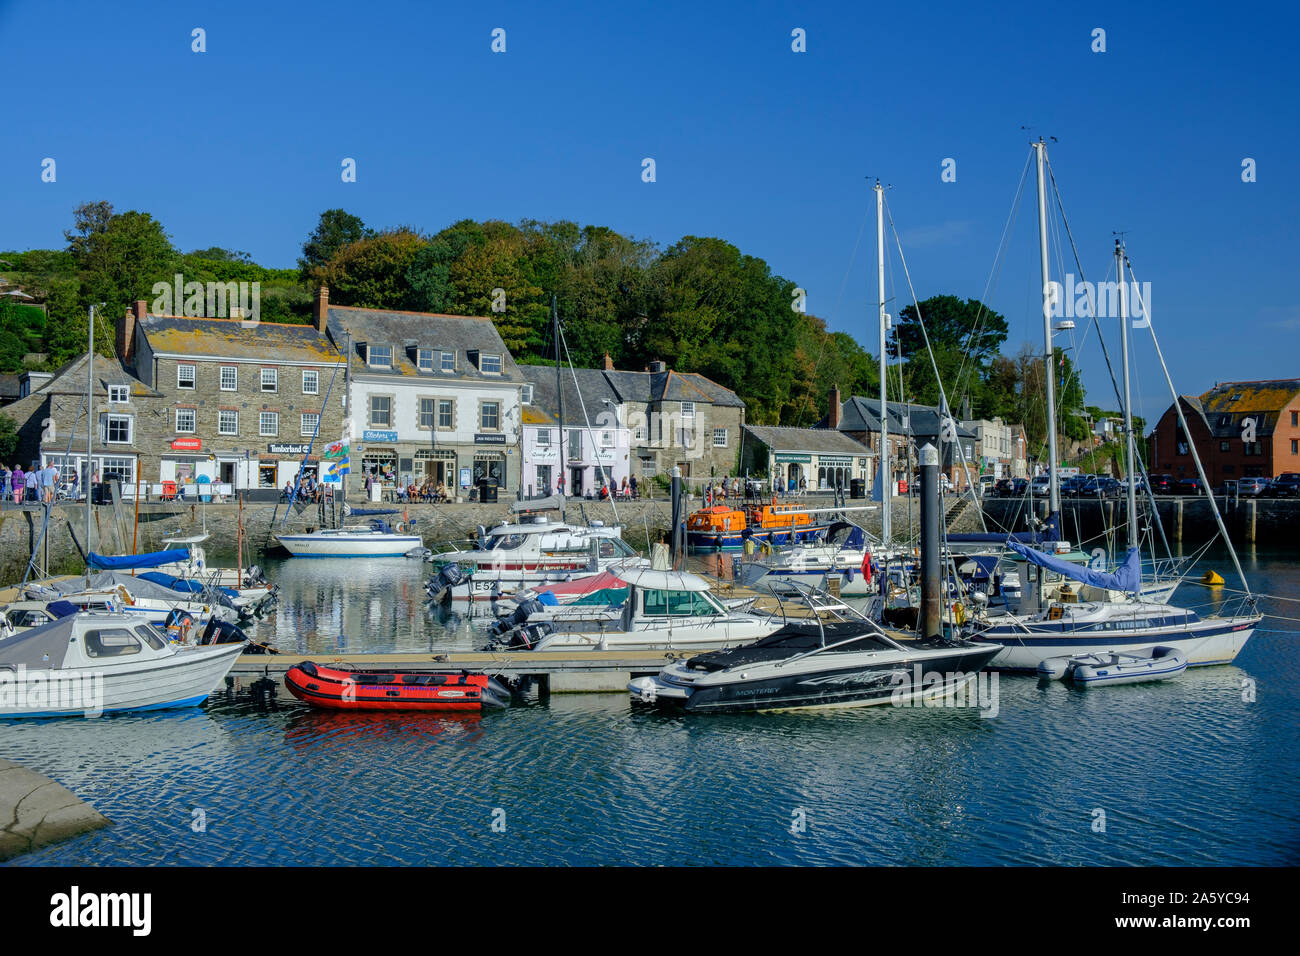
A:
[980, 495, 1299, 549]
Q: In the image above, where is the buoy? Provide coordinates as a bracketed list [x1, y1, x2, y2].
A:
[1200, 570, 1225, 587]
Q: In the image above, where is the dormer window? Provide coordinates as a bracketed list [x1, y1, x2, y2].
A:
[480, 353, 502, 375]
[521, 384, 533, 404]
[417, 349, 434, 372]
[108, 385, 129, 404]
[368, 345, 392, 368]
[440, 350, 455, 372]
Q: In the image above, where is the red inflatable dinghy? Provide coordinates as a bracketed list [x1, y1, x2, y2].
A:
[285, 661, 511, 711]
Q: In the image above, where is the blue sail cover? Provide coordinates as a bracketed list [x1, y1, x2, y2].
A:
[1007, 541, 1142, 593]
[87, 549, 189, 571]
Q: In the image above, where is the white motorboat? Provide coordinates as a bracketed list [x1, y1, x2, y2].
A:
[277, 517, 422, 557]
[630, 619, 1002, 713]
[1037, 645, 1189, 686]
[0, 611, 246, 718]
[733, 524, 913, 597]
[426, 516, 643, 603]
[25, 575, 240, 626]
[487, 568, 785, 652]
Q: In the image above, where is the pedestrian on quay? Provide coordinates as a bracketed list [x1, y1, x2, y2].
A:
[629, 475, 637, 499]
[25, 464, 39, 502]
[0, 464, 9, 502]
[11, 464, 24, 505]
[41, 463, 56, 503]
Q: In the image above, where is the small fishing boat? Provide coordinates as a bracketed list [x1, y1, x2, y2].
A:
[284, 661, 511, 711]
[0, 612, 246, 718]
[1037, 645, 1188, 687]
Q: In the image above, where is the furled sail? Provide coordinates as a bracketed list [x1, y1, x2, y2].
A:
[1006, 541, 1141, 594]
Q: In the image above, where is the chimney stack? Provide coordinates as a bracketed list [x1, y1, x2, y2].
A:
[118, 300, 146, 368]
[313, 286, 330, 333]
[828, 385, 842, 429]
[603, 351, 614, 371]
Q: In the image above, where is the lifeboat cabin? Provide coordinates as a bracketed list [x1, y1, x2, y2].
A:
[686, 505, 749, 552]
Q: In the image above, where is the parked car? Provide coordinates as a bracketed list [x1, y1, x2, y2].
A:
[1120, 475, 1149, 495]
[1030, 475, 1051, 497]
[1149, 474, 1175, 495]
[1238, 477, 1271, 498]
[1060, 475, 1087, 497]
[978, 475, 997, 497]
[1267, 473, 1300, 498]
[1174, 476, 1205, 496]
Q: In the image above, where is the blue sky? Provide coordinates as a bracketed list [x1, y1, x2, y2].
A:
[2, 0, 1296, 425]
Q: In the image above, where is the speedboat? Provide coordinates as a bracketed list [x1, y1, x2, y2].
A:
[426, 516, 643, 603]
[486, 567, 778, 651]
[277, 516, 422, 558]
[0, 611, 246, 718]
[629, 621, 1001, 713]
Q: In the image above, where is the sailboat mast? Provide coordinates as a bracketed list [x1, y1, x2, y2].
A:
[553, 295, 565, 522]
[85, 304, 94, 585]
[1116, 238, 1138, 552]
[1033, 140, 1061, 520]
[875, 180, 891, 544]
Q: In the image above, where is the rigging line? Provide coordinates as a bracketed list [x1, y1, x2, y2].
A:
[557, 320, 620, 526]
[952, 150, 1034, 415]
[279, 345, 344, 529]
[1126, 261, 1252, 599]
[883, 198, 987, 531]
[1045, 156, 1177, 564]
[23, 390, 92, 587]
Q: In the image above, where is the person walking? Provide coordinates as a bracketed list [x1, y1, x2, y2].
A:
[11, 465, 24, 505]
[25, 465, 39, 502]
[0, 464, 9, 503]
[41, 463, 56, 503]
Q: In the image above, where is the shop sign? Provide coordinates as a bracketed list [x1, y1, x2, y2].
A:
[268, 443, 311, 455]
[474, 433, 507, 444]
[170, 437, 201, 451]
[363, 430, 399, 443]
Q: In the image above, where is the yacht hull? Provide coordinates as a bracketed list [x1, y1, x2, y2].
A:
[974, 617, 1257, 672]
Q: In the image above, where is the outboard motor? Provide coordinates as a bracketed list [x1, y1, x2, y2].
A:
[244, 564, 267, 588]
[476, 525, 488, 550]
[426, 563, 467, 603]
[488, 621, 554, 651]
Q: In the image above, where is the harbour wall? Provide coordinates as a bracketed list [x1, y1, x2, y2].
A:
[980, 495, 1298, 549]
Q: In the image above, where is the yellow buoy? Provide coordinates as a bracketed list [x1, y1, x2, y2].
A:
[1200, 570, 1225, 587]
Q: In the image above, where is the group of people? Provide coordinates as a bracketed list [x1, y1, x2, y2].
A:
[399, 480, 450, 503]
[283, 472, 333, 503]
[703, 477, 744, 505]
[591, 476, 636, 500]
[0, 463, 65, 505]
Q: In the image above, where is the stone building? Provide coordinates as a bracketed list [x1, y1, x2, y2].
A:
[741, 424, 872, 493]
[518, 365, 630, 497]
[123, 299, 348, 490]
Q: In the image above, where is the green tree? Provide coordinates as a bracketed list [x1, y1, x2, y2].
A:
[0, 413, 18, 462]
[317, 228, 427, 310]
[299, 209, 370, 281]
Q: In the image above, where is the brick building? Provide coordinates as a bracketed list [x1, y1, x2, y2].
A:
[1151, 379, 1300, 481]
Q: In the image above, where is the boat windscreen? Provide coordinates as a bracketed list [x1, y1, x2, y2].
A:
[687, 622, 893, 671]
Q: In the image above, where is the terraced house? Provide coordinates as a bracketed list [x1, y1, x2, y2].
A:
[321, 289, 526, 494]
[121, 299, 348, 490]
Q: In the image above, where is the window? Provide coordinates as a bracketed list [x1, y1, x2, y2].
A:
[568, 429, 582, 459]
[220, 366, 238, 391]
[537, 428, 550, 446]
[84, 628, 142, 659]
[480, 401, 500, 430]
[438, 399, 453, 429]
[108, 385, 129, 404]
[681, 401, 696, 419]
[368, 345, 392, 368]
[1220, 441, 1230, 452]
[303, 370, 319, 394]
[1244, 442, 1262, 456]
[521, 384, 533, 405]
[440, 351, 455, 372]
[104, 415, 132, 444]
[417, 349, 434, 372]
[601, 430, 614, 448]
[301, 413, 319, 437]
[259, 412, 278, 437]
[634, 425, 647, 441]
[177, 365, 195, 389]
[369, 396, 392, 428]
[1293, 439, 1298, 455]
[175, 408, 196, 433]
[713, 427, 728, 448]
[480, 354, 502, 374]
[100, 457, 135, 482]
[261, 368, 278, 392]
[419, 397, 435, 429]
[219, 410, 238, 436]
[1293, 411, 1299, 427]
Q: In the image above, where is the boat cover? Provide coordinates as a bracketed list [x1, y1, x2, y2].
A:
[47, 600, 81, 618]
[87, 549, 189, 571]
[138, 571, 238, 598]
[0, 615, 79, 669]
[47, 572, 229, 607]
[348, 508, 398, 516]
[1007, 541, 1141, 594]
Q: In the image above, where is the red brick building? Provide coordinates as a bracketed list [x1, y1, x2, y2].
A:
[1151, 379, 1300, 481]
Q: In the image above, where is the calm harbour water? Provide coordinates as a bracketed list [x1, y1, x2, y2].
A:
[3, 547, 1298, 866]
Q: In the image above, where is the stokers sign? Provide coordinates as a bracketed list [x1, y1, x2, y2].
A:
[170, 437, 201, 451]
[363, 430, 399, 443]
[474, 433, 507, 445]
[268, 443, 311, 455]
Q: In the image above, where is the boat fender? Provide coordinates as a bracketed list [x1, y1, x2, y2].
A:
[1036, 658, 1070, 681]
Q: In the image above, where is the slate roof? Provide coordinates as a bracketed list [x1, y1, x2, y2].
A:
[141, 314, 343, 364]
[602, 369, 744, 408]
[520, 365, 621, 426]
[326, 306, 523, 383]
[823, 396, 976, 440]
[27, 353, 160, 399]
[1190, 379, 1300, 437]
[744, 425, 871, 456]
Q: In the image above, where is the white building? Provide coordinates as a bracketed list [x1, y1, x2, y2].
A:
[518, 366, 630, 497]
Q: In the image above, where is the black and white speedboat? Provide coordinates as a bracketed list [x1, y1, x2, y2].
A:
[629, 617, 1000, 714]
